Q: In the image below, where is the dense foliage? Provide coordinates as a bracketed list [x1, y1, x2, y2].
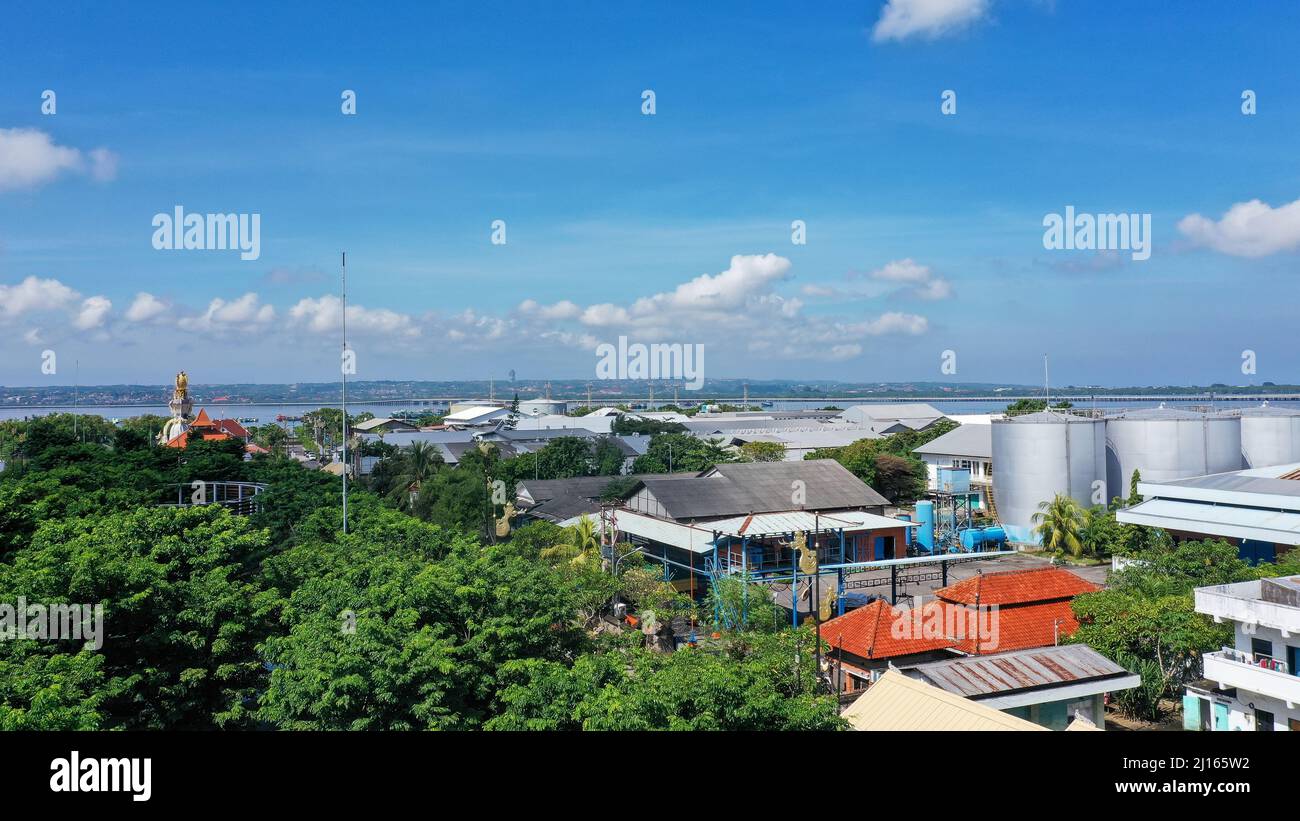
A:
[0, 411, 835, 731]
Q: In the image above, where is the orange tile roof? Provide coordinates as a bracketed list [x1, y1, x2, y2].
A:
[215, 418, 250, 438]
[920, 598, 1084, 655]
[163, 430, 232, 448]
[191, 408, 214, 428]
[821, 599, 956, 660]
[936, 567, 1099, 606]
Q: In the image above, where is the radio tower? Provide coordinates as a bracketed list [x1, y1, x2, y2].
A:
[340, 251, 349, 535]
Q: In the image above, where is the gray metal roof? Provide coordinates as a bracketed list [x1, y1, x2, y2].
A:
[903, 644, 1132, 699]
[519, 472, 694, 522]
[912, 423, 992, 458]
[839, 403, 944, 419]
[371, 429, 474, 444]
[1151, 468, 1300, 498]
[632, 459, 889, 520]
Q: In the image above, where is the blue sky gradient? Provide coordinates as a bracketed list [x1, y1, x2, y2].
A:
[2, 1, 1298, 387]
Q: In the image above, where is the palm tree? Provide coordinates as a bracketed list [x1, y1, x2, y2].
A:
[387, 441, 443, 511]
[540, 515, 602, 566]
[1031, 493, 1084, 558]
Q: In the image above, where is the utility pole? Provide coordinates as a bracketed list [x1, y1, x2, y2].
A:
[341, 251, 349, 535]
[586, 382, 592, 411]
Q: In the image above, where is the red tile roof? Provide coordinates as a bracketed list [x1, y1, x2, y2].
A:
[922, 599, 1085, 655]
[935, 567, 1099, 606]
[821, 599, 956, 660]
[215, 418, 250, 438]
[163, 431, 233, 448]
[191, 408, 214, 428]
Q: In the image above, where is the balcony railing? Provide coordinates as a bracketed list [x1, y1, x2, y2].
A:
[1204, 647, 1300, 707]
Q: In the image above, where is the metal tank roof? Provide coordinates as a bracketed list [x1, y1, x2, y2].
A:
[1107, 406, 1206, 420]
[1237, 403, 1300, 417]
[997, 410, 1099, 423]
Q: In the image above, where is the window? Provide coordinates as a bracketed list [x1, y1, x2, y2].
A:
[1255, 708, 1275, 731]
[1252, 637, 1274, 662]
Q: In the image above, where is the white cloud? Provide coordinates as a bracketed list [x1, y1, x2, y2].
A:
[0, 276, 80, 319]
[179, 292, 275, 333]
[872, 0, 989, 43]
[869, 258, 932, 282]
[0, 128, 119, 191]
[125, 292, 169, 323]
[862, 312, 929, 335]
[517, 299, 581, 320]
[1178, 197, 1300, 258]
[914, 278, 952, 300]
[73, 296, 112, 330]
[507, 254, 928, 363]
[816, 257, 953, 301]
[288, 294, 420, 337]
[0, 254, 931, 368]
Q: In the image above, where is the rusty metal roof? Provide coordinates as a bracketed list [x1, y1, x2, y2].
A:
[901, 644, 1131, 699]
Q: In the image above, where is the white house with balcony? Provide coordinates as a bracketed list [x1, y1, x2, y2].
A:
[1184, 575, 1300, 731]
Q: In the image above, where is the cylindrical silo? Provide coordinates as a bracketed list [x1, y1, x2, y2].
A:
[991, 411, 1107, 544]
[1104, 406, 1243, 498]
[1238, 403, 1300, 468]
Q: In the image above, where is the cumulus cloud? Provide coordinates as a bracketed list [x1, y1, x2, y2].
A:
[869, 258, 952, 301]
[288, 294, 421, 337]
[0, 128, 119, 191]
[0, 253, 932, 366]
[179, 292, 275, 333]
[125, 292, 169, 323]
[1178, 197, 1300, 258]
[861, 311, 929, 335]
[74, 296, 112, 330]
[872, 0, 990, 42]
[517, 299, 581, 321]
[0, 276, 80, 319]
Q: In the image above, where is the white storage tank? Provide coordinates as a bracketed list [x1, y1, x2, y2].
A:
[1238, 403, 1300, 468]
[1104, 406, 1242, 498]
[991, 411, 1107, 544]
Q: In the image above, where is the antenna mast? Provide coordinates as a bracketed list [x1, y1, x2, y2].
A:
[341, 251, 349, 535]
[1043, 354, 1050, 408]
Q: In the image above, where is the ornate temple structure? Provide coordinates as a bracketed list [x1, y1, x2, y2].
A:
[158, 371, 265, 454]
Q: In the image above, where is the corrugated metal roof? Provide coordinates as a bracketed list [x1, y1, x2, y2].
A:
[839, 403, 945, 420]
[635, 460, 889, 520]
[1119, 497, 1300, 544]
[903, 644, 1131, 699]
[912, 423, 992, 458]
[609, 509, 717, 552]
[841, 670, 1046, 731]
[707, 509, 915, 537]
[443, 405, 508, 422]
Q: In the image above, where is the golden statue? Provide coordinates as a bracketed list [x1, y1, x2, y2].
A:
[174, 371, 188, 398]
[795, 531, 818, 575]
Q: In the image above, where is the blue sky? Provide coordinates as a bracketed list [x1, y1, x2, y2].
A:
[2, 1, 1299, 388]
